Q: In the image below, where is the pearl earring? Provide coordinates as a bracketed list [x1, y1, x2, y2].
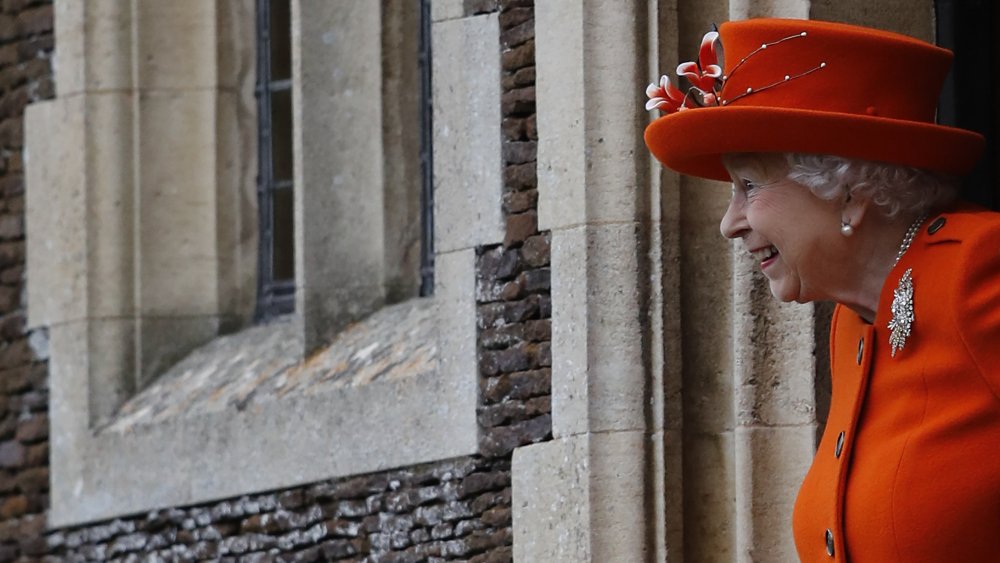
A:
[841, 222, 854, 236]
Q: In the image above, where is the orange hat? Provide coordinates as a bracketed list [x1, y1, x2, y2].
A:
[643, 18, 985, 182]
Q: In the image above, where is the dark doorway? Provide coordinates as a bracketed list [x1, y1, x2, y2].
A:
[936, 0, 999, 210]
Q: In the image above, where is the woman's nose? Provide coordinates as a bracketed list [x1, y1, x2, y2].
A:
[720, 195, 749, 239]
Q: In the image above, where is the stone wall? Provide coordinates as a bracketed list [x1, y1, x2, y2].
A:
[0, 0, 52, 559]
[2, 0, 549, 561]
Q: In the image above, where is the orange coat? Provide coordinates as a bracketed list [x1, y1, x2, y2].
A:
[793, 206, 1000, 562]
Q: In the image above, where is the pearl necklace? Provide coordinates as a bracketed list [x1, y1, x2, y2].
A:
[892, 214, 927, 268]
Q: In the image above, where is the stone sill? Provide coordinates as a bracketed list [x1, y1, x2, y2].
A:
[49, 297, 480, 528]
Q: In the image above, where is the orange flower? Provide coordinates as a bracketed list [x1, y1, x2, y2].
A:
[676, 31, 722, 94]
[645, 74, 689, 113]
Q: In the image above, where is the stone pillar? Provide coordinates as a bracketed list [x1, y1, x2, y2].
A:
[514, 1, 658, 560]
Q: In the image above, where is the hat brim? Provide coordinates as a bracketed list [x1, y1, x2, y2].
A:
[644, 106, 985, 182]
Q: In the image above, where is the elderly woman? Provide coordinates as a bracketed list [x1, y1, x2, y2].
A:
[645, 18, 1000, 563]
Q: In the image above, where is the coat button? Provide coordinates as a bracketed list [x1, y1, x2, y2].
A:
[856, 337, 864, 365]
[825, 529, 835, 557]
[835, 431, 845, 458]
[928, 216, 946, 234]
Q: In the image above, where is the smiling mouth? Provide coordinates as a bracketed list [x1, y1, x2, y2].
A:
[752, 245, 779, 268]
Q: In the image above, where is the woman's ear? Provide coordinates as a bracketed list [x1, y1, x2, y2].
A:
[841, 189, 872, 230]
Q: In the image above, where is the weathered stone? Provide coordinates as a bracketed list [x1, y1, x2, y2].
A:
[430, 522, 454, 540]
[538, 294, 551, 318]
[519, 233, 549, 267]
[464, 0, 498, 16]
[500, 0, 533, 10]
[440, 500, 474, 522]
[501, 189, 537, 214]
[0, 265, 21, 285]
[0, 311, 25, 339]
[107, 533, 148, 557]
[479, 415, 551, 457]
[525, 113, 537, 140]
[0, 439, 24, 467]
[511, 66, 535, 91]
[330, 499, 369, 519]
[501, 86, 535, 116]
[454, 518, 487, 537]
[16, 5, 52, 36]
[469, 545, 514, 563]
[501, 116, 526, 140]
[504, 211, 537, 247]
[0, 285, 19, 312]
[319, 538, 359, 559]
[502, 140, 536, 165]
[481, 368, 551, 403]
[457, 471, 510, 499]
[409, 526, 430, 544]
[0, 241, 23, 269]
[503, 161, 536, 190]
[481, 506, 512, 528]
[478, 395, 550, 428]
[499, 7, 532, 30]
[15, 466, 46, 494]
[277, 490, 305, 510]
[24, 442, 49, 467]
[478, 345, 532, 376]
[467, 527, 512, 553]
[471, 488, 512, 515]
[535, 341, 551, 367]
[499, 279, 524, 301]
[0, 213, 23, 239]
[0, 338, 30, 366]
[0, 494, 27, 518]
[501, 39, 533, 71]
[479, 324, 526, 350]
[477, 245, 519, 283]
[220, 533, 277, 555]
[325, 518, 363, 538]
[189, 541, 220, 559]
[524, 319, 550, 341]
[518, 267, 549, 294]
[501, 19, 534, 48]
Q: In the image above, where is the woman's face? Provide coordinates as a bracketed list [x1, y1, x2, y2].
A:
[720, 157, 847, 303]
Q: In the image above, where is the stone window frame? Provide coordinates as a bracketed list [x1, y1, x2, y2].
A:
[25, 0, 504, 527]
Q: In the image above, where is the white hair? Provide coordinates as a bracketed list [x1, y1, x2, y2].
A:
[784, 154, 960, 217]
[723, 153, 961, 217]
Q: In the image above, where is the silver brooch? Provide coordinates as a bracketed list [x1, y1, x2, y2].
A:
[888, 268, 915, 357]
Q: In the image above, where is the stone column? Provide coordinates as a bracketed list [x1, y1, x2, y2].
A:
[513, 1, 659, 560]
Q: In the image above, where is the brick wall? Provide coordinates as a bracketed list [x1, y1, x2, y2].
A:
[0, 0, 52, 559]
[1, 1, 550, 561]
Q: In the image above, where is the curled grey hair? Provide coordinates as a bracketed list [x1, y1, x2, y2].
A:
[723, 153, 960, 217]
[784, 153, 960, 217]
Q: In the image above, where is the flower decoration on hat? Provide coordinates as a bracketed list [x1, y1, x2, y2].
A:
[645, 27, 824, 114]
[676, 31, 723, 103]
[644, 75, 692, 112]
[646, 30, 724, 114]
